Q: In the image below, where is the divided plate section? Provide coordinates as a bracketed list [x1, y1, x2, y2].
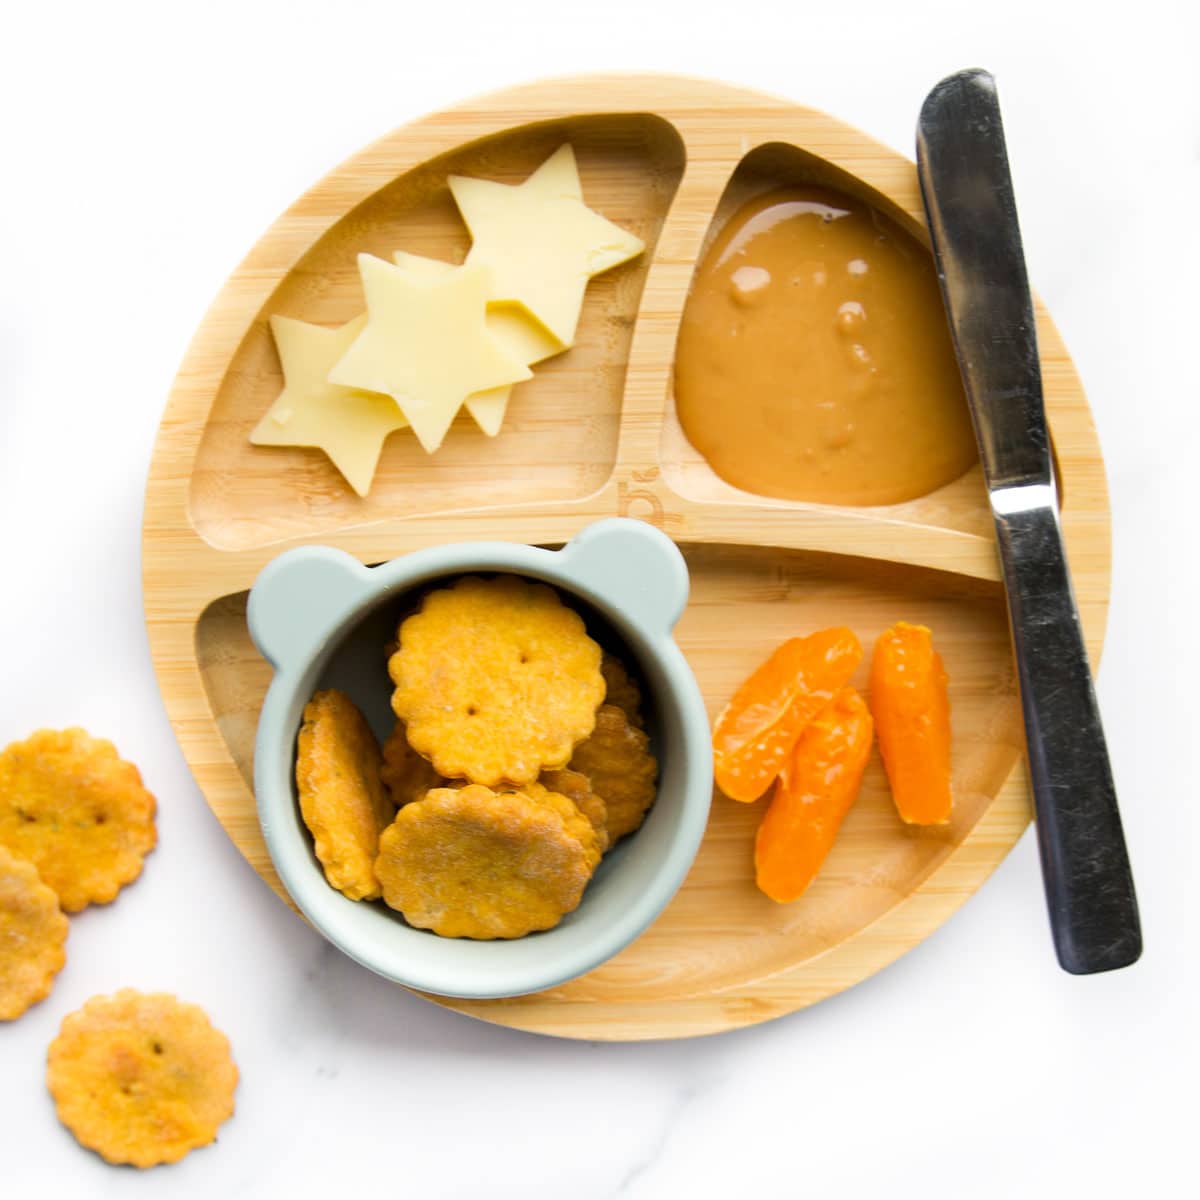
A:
[195, 542, 1019, 1003]
[189, 114, 685, 551]
[657, 140, 993, 538]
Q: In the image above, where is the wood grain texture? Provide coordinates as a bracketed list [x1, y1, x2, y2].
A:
[143, 74, 1110, 1039]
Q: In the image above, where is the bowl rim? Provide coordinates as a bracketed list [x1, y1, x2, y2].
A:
[249, 525, 713, 998]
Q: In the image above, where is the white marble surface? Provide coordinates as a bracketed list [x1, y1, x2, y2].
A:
[2, 1, 1196, 1194]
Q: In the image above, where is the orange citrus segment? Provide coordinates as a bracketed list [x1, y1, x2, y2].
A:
[868, 621, 952, 824]
[755, 687, 874, 903]
[712, 627, 863, 802]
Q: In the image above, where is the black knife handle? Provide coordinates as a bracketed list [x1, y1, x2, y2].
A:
[994, 494, 1141, 973]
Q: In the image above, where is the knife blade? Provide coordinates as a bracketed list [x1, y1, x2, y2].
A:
[916, 68, 1141, 974]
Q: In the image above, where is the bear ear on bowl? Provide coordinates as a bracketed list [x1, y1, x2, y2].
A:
[556, 518, 689, 635]
[247, 546, 373, 672]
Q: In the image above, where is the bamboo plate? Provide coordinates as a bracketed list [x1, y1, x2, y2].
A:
[143, 74, 1110, 1040]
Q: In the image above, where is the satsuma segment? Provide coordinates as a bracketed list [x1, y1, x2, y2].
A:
[755, 687, 874, 903]
[713, 628, 863, 802]
[869, 622, 953, 824]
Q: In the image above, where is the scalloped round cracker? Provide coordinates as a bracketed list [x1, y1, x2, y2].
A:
[535, 769, 609, 854]
[0, 729, 156, 912]
[0, 845, 68, 1021]
[569, 704, 659, 842]
[600, 652, 644, 728]
[380, 719, 448, 808]
[47, 989, 237, 1168]
[375, 784, 596, 938]
[509, 779, 602, 870]
[437, 772, 608, 854]
[297, 690, 394, 901]
[388, 575, 604, 786]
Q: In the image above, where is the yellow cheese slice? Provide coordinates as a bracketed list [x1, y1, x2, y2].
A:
[328, 254, 532, 453]
[449, 144, 645, 346]
[250, 314, 407, 497]
[392, 250, 561, 436]
[526, 141, 584, 200]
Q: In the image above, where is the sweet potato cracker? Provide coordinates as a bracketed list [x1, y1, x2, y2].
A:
[537, 768, 609, 854]
[296, 690, 394, 901]
[375, 784, 596, 938]
[514, 780, 603, 871]
[389, 575, 604, 786]
[0, 845, 68, 1021]
[601, 652, 644, 729]
[47, 989, 237, 1168]
[570, 704, 659, 842]
[379, 719, 447, 808]
[0, 729, 156, 912]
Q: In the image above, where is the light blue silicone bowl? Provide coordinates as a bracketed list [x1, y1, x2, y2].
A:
[246, 518, 712, 999]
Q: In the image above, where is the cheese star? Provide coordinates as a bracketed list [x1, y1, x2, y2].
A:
[392, 250, 561, 436]
[250, 314, 407, 497]
[449, 144, 645, 346]
[328, 254, 531, 453]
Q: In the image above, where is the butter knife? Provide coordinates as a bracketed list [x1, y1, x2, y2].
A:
[916, 68, 1141, 974]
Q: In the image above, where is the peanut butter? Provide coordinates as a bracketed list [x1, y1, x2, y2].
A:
[674, 188, 977, 506]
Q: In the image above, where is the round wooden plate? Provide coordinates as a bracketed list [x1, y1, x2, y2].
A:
[143, 74, 1110, 1040]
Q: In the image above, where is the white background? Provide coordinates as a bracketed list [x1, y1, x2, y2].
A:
[2, 1, 1196, 1195]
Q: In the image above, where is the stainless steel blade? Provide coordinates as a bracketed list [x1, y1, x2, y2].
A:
[917, 68, 1141, 974]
